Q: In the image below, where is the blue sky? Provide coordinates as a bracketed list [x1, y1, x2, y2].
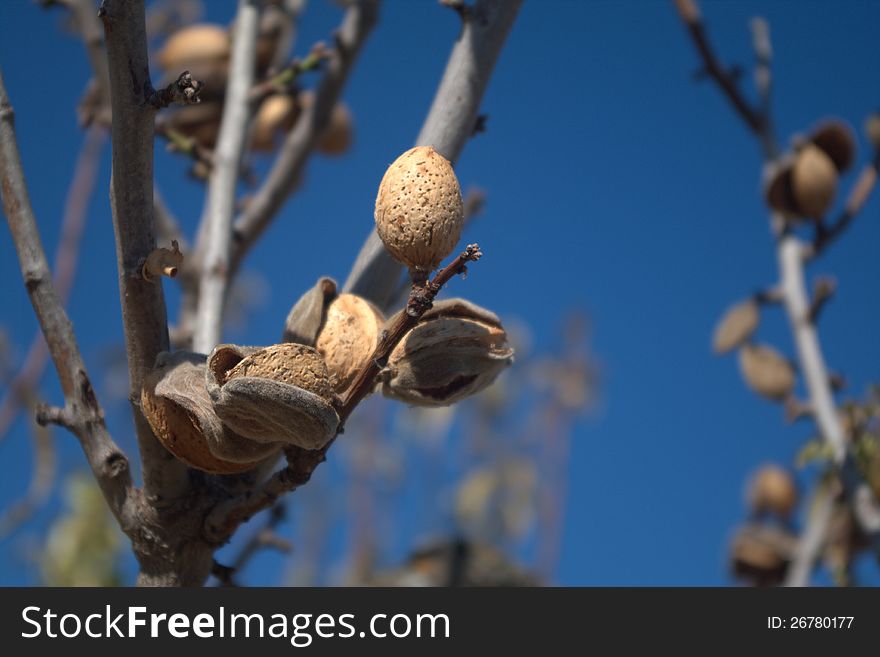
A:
[2, 0, 880, 586]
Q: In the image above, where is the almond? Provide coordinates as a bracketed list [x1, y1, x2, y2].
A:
[374, 146, 464, 272]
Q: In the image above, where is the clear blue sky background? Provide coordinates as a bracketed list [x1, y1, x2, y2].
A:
[1, 0, 879, 586]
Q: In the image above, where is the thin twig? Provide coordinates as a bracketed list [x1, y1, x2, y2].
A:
[340, 244, 483, 420]
[214, 504, 291, 586]
[192, 0, 260, 354]
[249, 42, 330, 103]
[343, 0, 523, 309]
[675, 0, 778, 157]
[807, 276, 836, 323]
[204, 244, 483, 541]
[0, 68, 137, 531]
[0, 126, 106, 442]
[226, 0, 379, 276]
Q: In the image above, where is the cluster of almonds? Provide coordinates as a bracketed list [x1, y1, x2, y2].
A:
[729, 464, 866, 586]
[142, 146, 512, 474]
[764, 120, 855, 221]
[712, 298, 796, 403]
[156, 17, 352, 169]
[729, 465, 798, 586]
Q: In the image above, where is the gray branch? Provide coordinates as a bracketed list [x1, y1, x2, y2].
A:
[227, 0, 380, 274]
[778, 235, 880, 559]
[678, 0, 880, 581]
[192, 0, 261, 354]
[0, 68, 138, 531]
[343, 0, 523, 308]
[100, 0, 189, 505]
[784, 484, 834, 587]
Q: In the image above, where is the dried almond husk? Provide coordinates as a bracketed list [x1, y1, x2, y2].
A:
[316, 293, 385, 394]
[207, 343, 339, 449]
[141, 351, 281, 474]
[374, 146, 464, 272]
[381, 299, 514, 406]
[282, 277, 337, 346]
[739, 343, 796, 401]
[811, 120, 856, 172]
[712, 299, 759, 354]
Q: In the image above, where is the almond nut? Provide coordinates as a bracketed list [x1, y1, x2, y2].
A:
[374, 146, 464, 272]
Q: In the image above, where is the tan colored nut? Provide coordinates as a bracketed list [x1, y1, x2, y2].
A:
[381, 299, 514, 407]
[252, 94, 298, 152]
[739, 343, 796, 401]
[226, 343, 333, 399]
[207, 343, 339, 449]
[157, 24, 231, 74]
[791, 144, 838, 219]
[747, 464, 798, 519]
[374, 146, 464, 272]
[141, 352, 280, 474]
[316, 293, 385, 394]
[318, 103, 353, 155]
[712, 299, 759, 354]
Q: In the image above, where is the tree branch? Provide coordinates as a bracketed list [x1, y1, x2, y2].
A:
[343, 0, 522, 308]
[100, 0, 197, 506]
[227, 0, 379, 276]
[0, 126, 105, 442]
[212, 503, 291, 586]
[677, 0, 880, 576]
[0, 69, 137, 531]
[674, 0, 776, 159]
[192, 0, 261, 354]
[778, 235, 880, 555]
[784, 481, 835, 587]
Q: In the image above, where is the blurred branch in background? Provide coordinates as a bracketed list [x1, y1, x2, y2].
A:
[676, 0, 880, 586]
[0, 126, 105, 443]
